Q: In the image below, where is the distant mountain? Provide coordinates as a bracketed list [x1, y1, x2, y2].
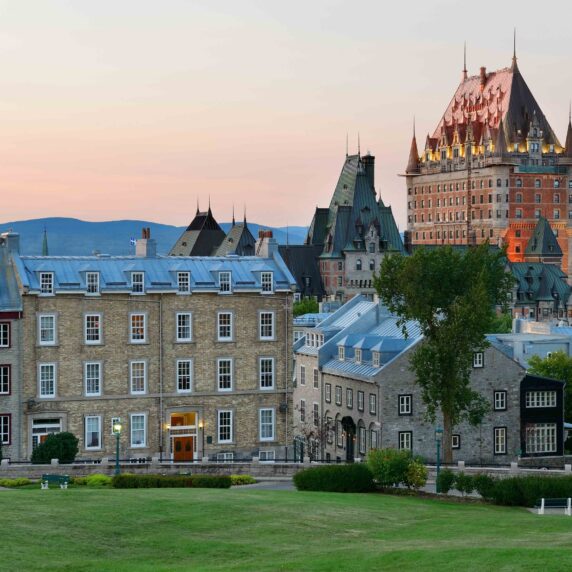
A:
[0, 217, 308, 256]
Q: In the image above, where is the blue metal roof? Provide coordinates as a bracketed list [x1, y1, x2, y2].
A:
[293, 313, 331, 327]
[13, 254, 296, 294]
[0, 253, 22, 311]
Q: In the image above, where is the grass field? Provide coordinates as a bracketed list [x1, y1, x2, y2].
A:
[2, 487, 572, 571]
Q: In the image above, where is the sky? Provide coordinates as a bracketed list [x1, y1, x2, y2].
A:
[0, 0, 572, 229]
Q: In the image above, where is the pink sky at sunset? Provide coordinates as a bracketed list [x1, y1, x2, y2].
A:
[1, 0, 571, 230]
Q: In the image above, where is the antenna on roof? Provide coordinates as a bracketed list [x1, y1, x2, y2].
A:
[346, 132, 348, 157]
[569, 100, 571, 124]
[243, 204, 247, 224]
[358, 132, 361, 157]
[232, 204, 235, 226]
[462, 41, 468, 81]
[196, 198, 199, 215]
[512, 28, 518, 70]
[413, 115, 416, 138]
[208, 195, 212, 214]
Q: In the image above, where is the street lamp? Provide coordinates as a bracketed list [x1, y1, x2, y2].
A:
[435, 426, 443, 493]
[199, 419, 205, 460]
[113, 421, 122, 476]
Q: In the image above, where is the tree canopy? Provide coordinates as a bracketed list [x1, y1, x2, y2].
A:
[374, 243, 515, 461]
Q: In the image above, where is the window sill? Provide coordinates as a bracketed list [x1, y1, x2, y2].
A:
[175, 340, 194, 344]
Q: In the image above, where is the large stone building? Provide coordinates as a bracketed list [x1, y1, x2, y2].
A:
[305, 152, 405, 302]
[404, 48, 572, 277]
[1, 230, 296, 462]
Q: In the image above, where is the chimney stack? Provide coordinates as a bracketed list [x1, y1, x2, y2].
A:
[255, 230, 278, 258]
[136, 227, 157, 257]
[0, 231, 20, 255]
[480, 66, 487, 90]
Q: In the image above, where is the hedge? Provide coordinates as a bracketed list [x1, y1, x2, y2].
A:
[490, 475, 572, 507]
[230, 475, 257, 486]
[293, 464, 375, 493]
[0, 478, 31, 488]
[111, 474, 231, 489]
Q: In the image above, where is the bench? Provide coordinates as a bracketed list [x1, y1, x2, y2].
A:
[41, 474, 70, 490]
[535, 498, 571, 515]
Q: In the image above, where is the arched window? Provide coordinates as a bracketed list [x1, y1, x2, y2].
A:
[516, 178, 523, 188]
[535, 179, 541, 189]
[356, 259, 362, 271]
[554, 180, 561, 189]
[516, 193, 523, 203]
[369, 259, 375, 271]
[496, 178, 502, 187]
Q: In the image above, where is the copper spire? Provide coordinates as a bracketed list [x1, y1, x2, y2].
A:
[511, 28, 518, 71]
[405, 117, 420, 173]
[462, 41, 468, 81]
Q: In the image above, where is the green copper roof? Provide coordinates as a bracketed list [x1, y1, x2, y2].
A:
[524, 217, 562, 258]
[511, 262, 570, 306]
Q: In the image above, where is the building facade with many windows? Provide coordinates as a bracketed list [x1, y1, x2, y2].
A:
[2, 231, 296, 462]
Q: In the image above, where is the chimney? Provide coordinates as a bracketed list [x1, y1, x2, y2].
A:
[480, 66, 487, 90]
[135, 227, 157, 258]
[361, 153, 375, 189]
[0, 231, 20, 255]
[255, 229, 278, 258]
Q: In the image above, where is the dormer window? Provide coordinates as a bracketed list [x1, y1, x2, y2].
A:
[177, 271, 190, 293]
[355, 348, 362, 364]
[261, 272, 273, 293]
[40, 272, 54, 295]
[131, 272, 144, 294]
[372, 351, 380, 367]
[368, 242, 375, 253]
[86, 272, 100, 295]
[338, 346, 345, 361]
[219, 271, 232, 293]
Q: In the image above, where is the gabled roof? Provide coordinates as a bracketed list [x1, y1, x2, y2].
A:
[510, 262, 570, 306]
[405, 132, 420, 173]
[169, 207, 226, 256]
[278, 244, 325, 299]
[524, 217, 562, 258]
[305, 207, 329, 246]
[215, 221, 255, 256]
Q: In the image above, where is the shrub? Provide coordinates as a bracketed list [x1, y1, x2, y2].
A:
[0, 478, 31, 487]
[71, 476, 88, 486]
[230, 475, 257, 486]
[404, 460, 428, 490]
[31, 432, 79, 464]
[491, 475, 572, 507]
[294, 464, 375, 493]
[436, 468, 455, 494]
[473, 474, 496, 501]
[111, 474, 231, 489]
[454, 472, 474, 496]
[367, 448, 411, 487]
[191, 475, 232, 488]
[86, 474, 112, 487]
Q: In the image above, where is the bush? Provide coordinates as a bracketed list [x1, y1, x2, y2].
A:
[0, 478, 31, 487]
[473, 474, 496, 501]
[71, 476, 88, 486]
[367, 448, 411, 487]
[111, 474, 231, 489]
[454, 472, 474, 496]
[436, 468, 455, 494]
[31, 432, 79, 464]
[293, 464, 375, 493]
[230, 475, 257, 486]
[86, 474, 112, 487]
[491, 475, 572, 507]
[404, 460, 428, 490]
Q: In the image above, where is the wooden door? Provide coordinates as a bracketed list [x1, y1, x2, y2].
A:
[173, 437, 195, 461]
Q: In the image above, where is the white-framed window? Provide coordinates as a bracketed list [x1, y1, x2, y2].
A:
[325, 383, 331, 403]
[261, 272, 273, 293]
[370, 429, 378, 450]
[299, 399, 306, 423]
[494, 427, 507, 454]
[217, 410, 233, 443]
[369, 393, 377, 415]
[259, 357, 274, 389]
[217, 452, 234, 462]
[86, 272, 100, 295]
[473, 352, 484, 368]
[259, 450, 275, 462]
[526, 423, 557, 454]
[525, 391, 557, 408]
[130, 413, 147, 448]
[338, 346, 345, 361]
[219, 271, 232, 293]
[0, 365, 10, 395]
[494, 390, 507, 411]
[84, 362, 102, 396]
[313, 368, 319, 389]
[38, 363, 56, 398]
[0, 414, 10, 445]
[0, 323, 9, 347]
[217, 358, 233, 392]
[217, 312, 233, 341]
[40, 272, 54, 295]
[358, 390, 364, 412]
[299, 364, 306, 386]
[399, 394, 412, 415]
[131, 272, 144, 294]
[177, 271, 191, 293]
[130, 361, 147, 395]
[176, 312, 192, 342]
[129, 313, 146, 343]
[259, 311, 275, 340]
[293, 330, 304, 343]
[85, 415, 102, 450]
[38, 314, 56, 346]
[372, 351, 380, 367]
[110, 417, 121, 436]
[335, 385, 342, 406]
[452, 434, 461, 449]
[355, 348, 362, 364]
[259, 408, 275, 441]
[359, 426, 366, 455]
[85, 314, 102, 345]
[398, 431, 412, 451]
[313, 403, 319, 426]
[346, 388, 353, 409]
[177, 359, 193, 393]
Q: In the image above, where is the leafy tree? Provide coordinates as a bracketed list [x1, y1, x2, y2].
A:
[293, 298, 319, 317]
[488, 310, 513, 334]
[294, 409, 334, 461]
[374, 243, 514, 462]
[31, 432, 79, 464]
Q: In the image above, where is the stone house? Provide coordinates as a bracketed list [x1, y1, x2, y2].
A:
[4, 230, 296, 462]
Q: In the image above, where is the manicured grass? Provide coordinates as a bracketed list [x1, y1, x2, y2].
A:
[3, 487, 572, 571]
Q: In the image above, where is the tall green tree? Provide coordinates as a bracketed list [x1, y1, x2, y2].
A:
[374, 244, 514, 462]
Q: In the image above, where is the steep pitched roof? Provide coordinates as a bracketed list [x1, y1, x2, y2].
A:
[565, 118, 572, 158]
[278, 244, 325, 299]
[327, 154, 361, 226]
[169, 207, 226, 256]
[305, 207, 329, 246]
[405, 133, 420, 173]
[510, 262, 570, 307]
[215, 221, 255, 256]
[524, 217, 562, 258]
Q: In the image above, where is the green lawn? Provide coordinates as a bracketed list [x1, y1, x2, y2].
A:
[2, 487, 572, 571]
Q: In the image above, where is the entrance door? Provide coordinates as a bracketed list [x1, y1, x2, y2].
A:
[341, 416, 356, 463]
[173, 437, 195, 461]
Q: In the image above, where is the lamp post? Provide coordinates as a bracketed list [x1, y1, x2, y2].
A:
[113, 421, 122, 476]
[199, 419, 205, 460]
[435, 426, 443, 493]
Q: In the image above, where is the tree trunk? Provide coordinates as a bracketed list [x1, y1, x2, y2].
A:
[442, 411, 453, 464]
